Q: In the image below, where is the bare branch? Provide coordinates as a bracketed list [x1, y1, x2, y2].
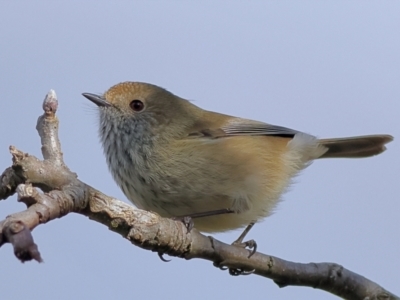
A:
[0, 90, 397, 300]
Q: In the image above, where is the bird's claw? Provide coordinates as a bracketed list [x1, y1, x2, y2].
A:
[210, 235, 257, 276]
[158, 252, 171, 262]
[232, 239, 257, 258]
[224, 238, 257, 275]
[213, 261, 228, 270]
[213, 261, 255, 276]
[229, 268, 255, 276]
[172, 216, 194, 233]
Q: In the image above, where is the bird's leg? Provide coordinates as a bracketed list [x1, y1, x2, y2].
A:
[221, 222, 257, 276]
[209, 232, 256, 277]
[158, 209, 235, 262]
[232, 222, 257, 258]
[180, 208, 235, 219]
[172, 208, 235, 233]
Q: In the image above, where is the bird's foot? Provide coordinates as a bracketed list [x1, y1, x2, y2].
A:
[232, 222, 257, 258]
[172, 216, 194, 233]
[209, 236, 256, 276]
[157, 216, 194, 262]
[232, 238, 257, 259]
[212, 260, 255, 276]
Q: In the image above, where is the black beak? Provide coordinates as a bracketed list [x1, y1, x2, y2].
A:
[82, 93, 111, 107]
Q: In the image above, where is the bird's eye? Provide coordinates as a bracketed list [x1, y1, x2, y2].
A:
[129, 100, 144, 112]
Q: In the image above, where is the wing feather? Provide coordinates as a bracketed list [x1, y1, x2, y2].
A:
[188, 118, 299, 139]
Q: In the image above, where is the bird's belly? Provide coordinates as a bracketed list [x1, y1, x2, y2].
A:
[113, 134, 312, 233]
[120, 172, 287, 233]
[124, 179, 233, 218]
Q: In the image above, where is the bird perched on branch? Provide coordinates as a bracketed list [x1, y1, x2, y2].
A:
[83, 82, 393, 252]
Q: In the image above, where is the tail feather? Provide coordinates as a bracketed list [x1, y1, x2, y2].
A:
[317, 135, 393, 159]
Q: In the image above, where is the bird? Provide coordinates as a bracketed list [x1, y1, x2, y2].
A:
[83, 81, 393, 248]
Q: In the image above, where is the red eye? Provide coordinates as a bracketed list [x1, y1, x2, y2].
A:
[129, 100, 144, 112]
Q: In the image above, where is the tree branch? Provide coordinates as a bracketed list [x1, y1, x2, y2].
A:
[0, 90, 397, 300]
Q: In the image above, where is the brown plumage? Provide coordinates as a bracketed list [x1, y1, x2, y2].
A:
[83, 82, 393, 233]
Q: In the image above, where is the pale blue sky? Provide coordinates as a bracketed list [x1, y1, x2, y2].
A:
[1, 2, 399, 299]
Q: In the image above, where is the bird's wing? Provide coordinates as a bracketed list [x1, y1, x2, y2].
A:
[187, 118, 299, 139]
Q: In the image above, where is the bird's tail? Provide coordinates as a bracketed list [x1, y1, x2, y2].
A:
[317, 135, 393, 159]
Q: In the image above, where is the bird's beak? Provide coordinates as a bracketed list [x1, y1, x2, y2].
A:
[82, 93, 111, 107]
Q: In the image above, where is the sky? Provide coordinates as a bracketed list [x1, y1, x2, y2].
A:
[0, 1, 399, 299]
